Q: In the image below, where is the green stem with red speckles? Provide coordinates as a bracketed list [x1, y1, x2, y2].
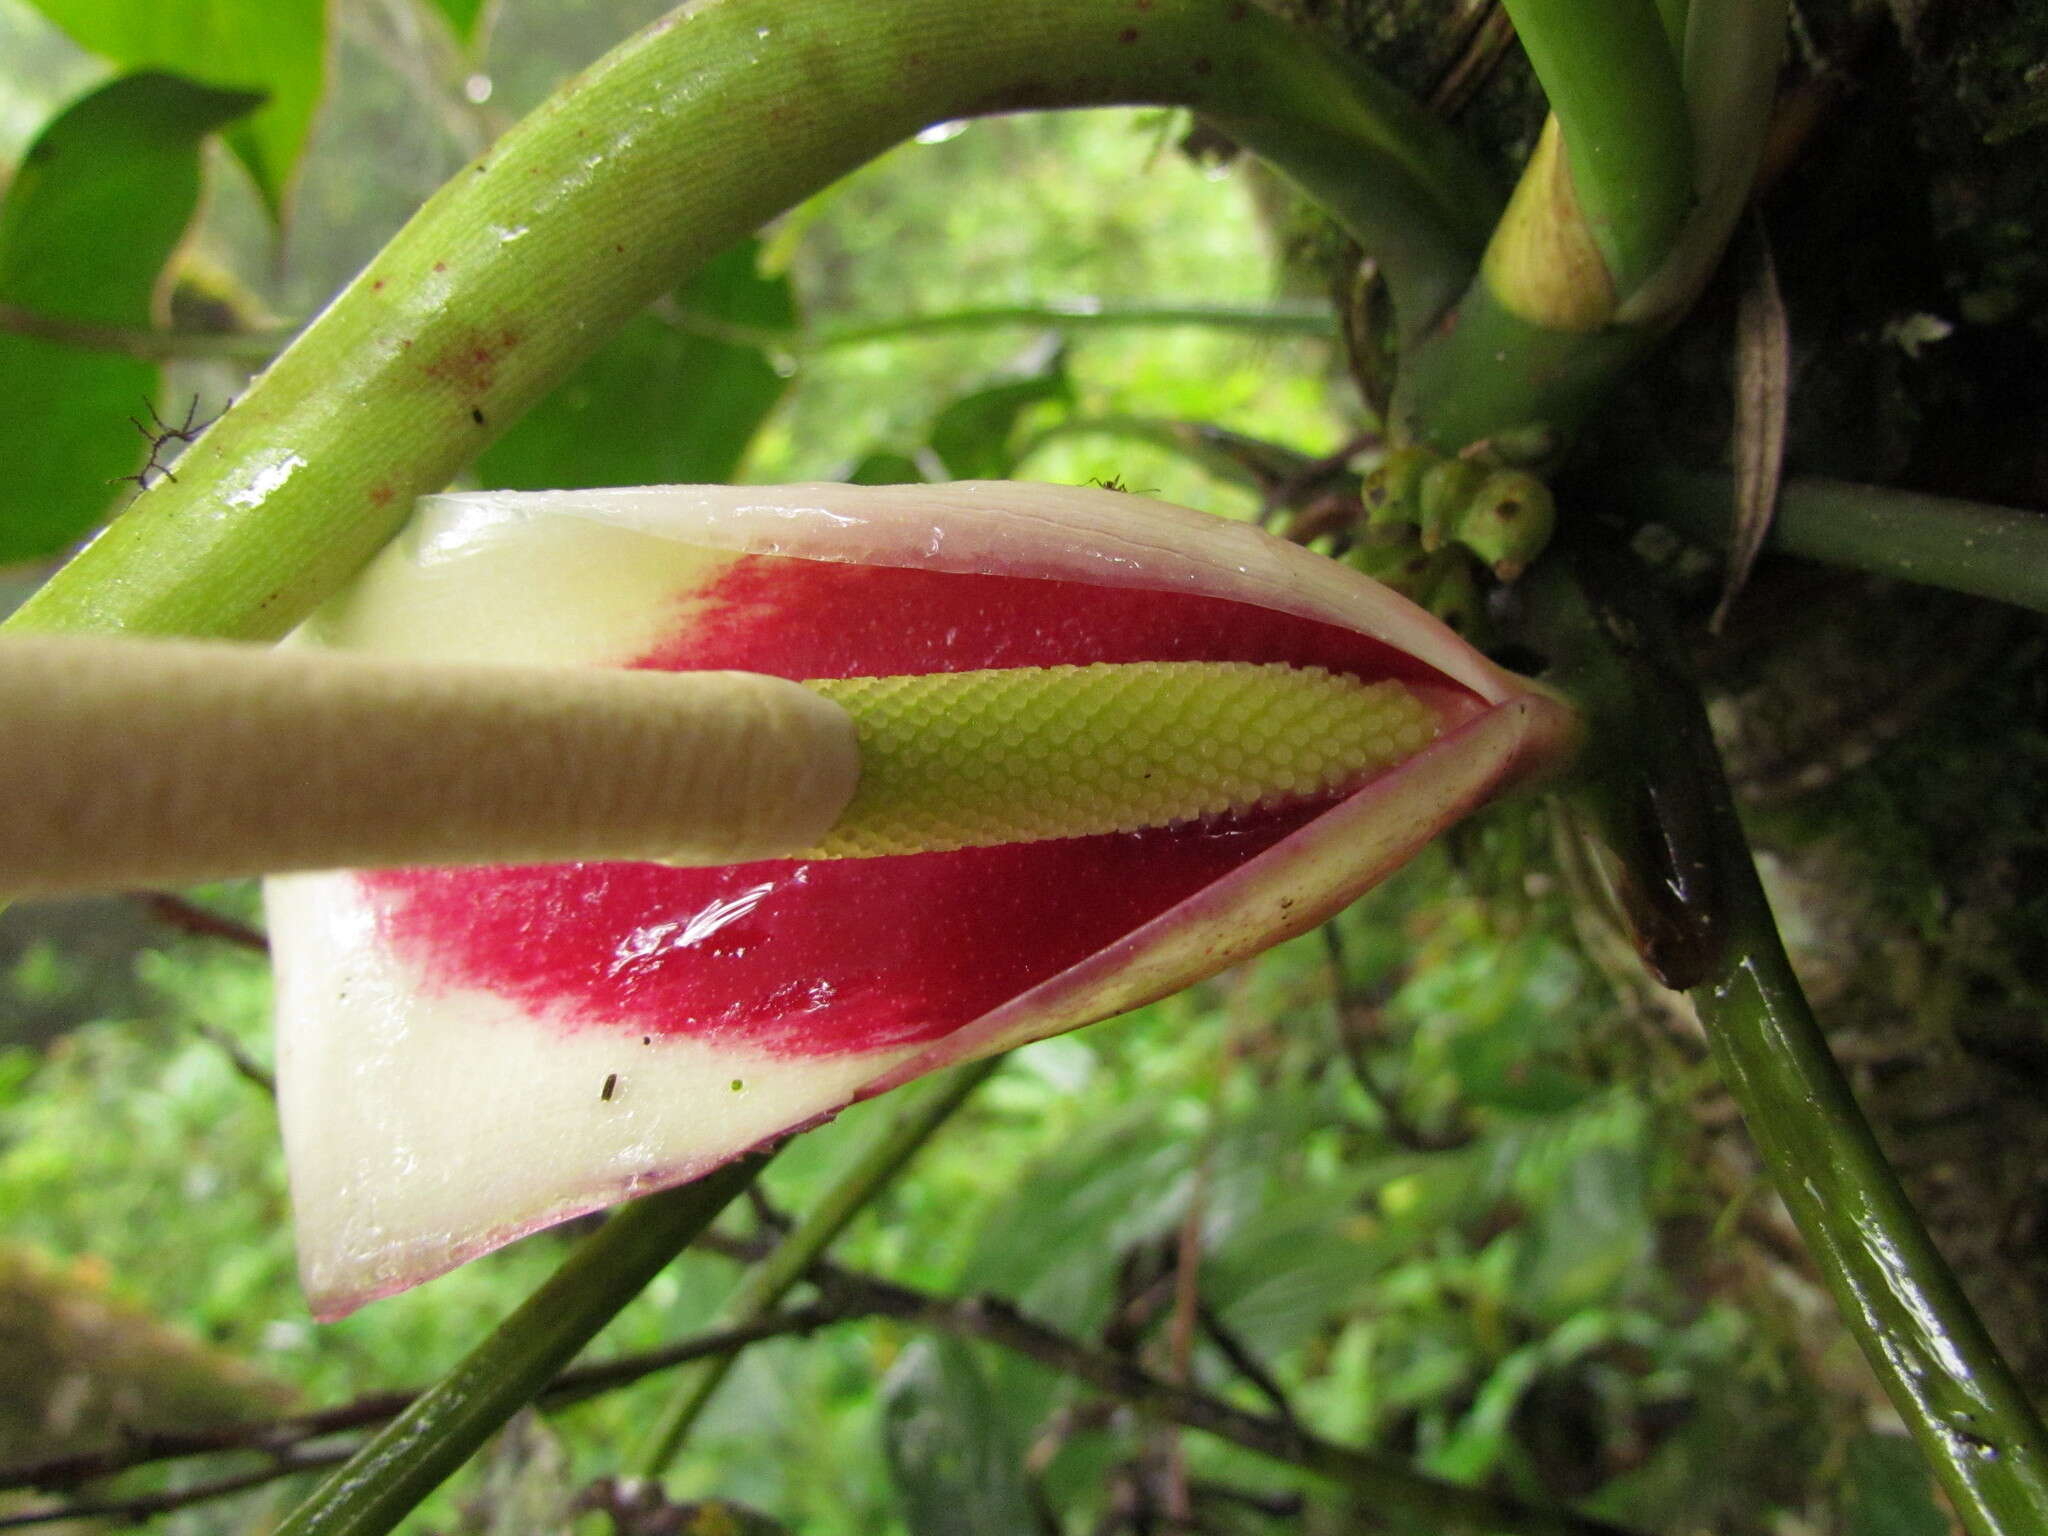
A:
[3, 0, 1493, 645]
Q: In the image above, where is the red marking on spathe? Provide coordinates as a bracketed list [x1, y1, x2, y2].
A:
[1118, 25, 1141, 41]
[365, 559, 1471, 1059]
[369, 483, 394, 507]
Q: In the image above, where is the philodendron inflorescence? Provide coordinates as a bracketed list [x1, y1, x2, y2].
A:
[266, 481, 1574, 1318]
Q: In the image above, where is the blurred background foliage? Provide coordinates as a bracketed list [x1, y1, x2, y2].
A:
[0, 0, 2021, 1530]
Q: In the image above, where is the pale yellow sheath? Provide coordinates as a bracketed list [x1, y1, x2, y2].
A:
[0, 636, 859, 895]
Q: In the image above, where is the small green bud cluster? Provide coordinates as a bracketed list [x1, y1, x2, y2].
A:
[1359, 447, 1556, 581]
[1271, 443, 1557, 636]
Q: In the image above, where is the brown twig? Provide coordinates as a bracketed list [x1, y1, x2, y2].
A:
[1161, 1159, 1209, 1523]
[0, 1306, 847, 1499]
[0, 300, 291, 364]
[1429, 2, 1517, 116]
[4, 1264, 1637, 1536]
[1194, 1301, 1297, 1427]
[0, 1452, 349, 1532]
[1320, 923, 1469, 1152]
[806, 1262, 1644, 1536]
[196, 1022, 278, 1096]
[136, 891, 270, 953]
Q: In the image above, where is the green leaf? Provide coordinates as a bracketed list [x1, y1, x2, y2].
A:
[1844, 1433, 1950, 1536]
[927, 352, 1072, 479]
[1516, 1146, 1649, 1319]
[423, 0, 490, 46]
[0, 72, 262, 563]
[24, 0, 324, 217]
[961, 1114, 1193, 1330]
[880, 1336, 1037, 1536]
[1445, 1026, 1587, 1116]
[846, 449, 927, 485]
[477, 238, 795, 491]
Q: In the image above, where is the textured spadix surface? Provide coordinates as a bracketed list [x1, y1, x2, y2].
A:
[810, 663, 1437, 857]
[269, 482, 1572, 1317]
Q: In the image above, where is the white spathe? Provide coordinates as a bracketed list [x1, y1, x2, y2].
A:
[270, 482, 1571, 1318]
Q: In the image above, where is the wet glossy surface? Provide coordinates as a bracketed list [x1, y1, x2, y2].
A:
[363, 558, 1459, 1057]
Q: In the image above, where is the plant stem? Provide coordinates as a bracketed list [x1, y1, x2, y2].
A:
[1621, 0, 1788, 325]
[1598, 462, 2048, 615]
[806, 298, 1336, 350]
[5, 1267, 1642, 1536]
[7, 0, 1491, 646]
[1498, 0, 1692, 295]
[1562, 547, 2048, 1536]
[1392, 278, 1654, 453]
[630, 1057, 1001, 1476]
[1, 296, 1330, 367]
[272, 1156, 765, 1536]
[0, 1307, 850, 1499]
[809, 1265, 1642, 1536]
[1016, 413, 1326, 491]
[0, 301, 291, 363]
[1394, 0, 1786, 451]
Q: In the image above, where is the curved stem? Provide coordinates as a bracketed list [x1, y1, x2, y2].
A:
[1393, 277, 1654, 453]
[1620, 0, 1788, 324]
[273, 1156, 765, 1536]
[1498, 0, 1693, 295]
[1559, 547, 2048, 1536]
[1594, 463, 2048, 615]
[1394, 1, 1783, 452]
[1015, 413, 1322, 489]
[808, 297, 1336, 350]
[7, 0, 1492, 646]
[0, 301, 289, 363]
[0, 296, 1330, 366]
[632, 1056, 1002, 1476]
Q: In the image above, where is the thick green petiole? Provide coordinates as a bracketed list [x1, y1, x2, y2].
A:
[1592, 463, 2048, 615]
[1392, 278, 1655, 455]
[1556, 548, 2048, 1536]
[1498, 0, 1693, 299]
[6, 0, 1493, 648]
[1394, 0, 1784, 453]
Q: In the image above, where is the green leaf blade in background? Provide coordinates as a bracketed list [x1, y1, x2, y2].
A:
[926, 349, 1071, 479]
[1844, 1432, 1951, 1536]
[880, 1335, 1039, 1536]
[23, 0, 323, 218]
[476, 237, 795, 491]
[0, 71, 262, 562]
[424, 0, 491, 46]
[845, 448, 927, 485]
